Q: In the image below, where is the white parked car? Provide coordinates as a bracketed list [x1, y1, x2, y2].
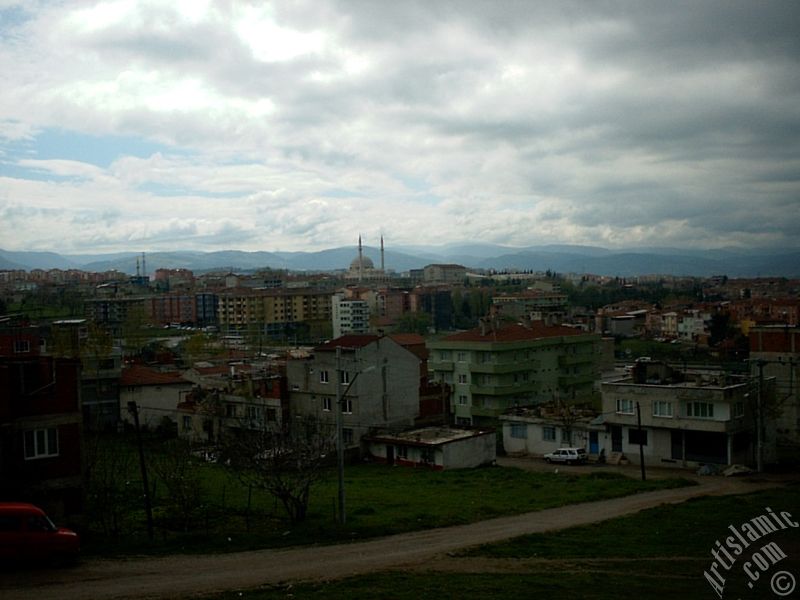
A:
[543, 447, 588, 465]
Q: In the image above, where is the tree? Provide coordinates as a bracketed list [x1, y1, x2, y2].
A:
[220, 416, 335, 524]
[149, 439, 203, 531]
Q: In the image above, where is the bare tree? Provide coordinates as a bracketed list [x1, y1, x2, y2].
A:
[149, 439, 203, 532]
[220, 416, 335, 524]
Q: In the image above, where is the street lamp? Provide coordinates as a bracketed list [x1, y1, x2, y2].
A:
[335, 346, 375, 525]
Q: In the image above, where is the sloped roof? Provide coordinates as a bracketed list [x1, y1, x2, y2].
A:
[314, 334, 381, 352]
[442, 321, 585, 343]
[121, 365, 189, 386]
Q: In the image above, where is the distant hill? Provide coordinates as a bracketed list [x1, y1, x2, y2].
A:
[1, 245, 798, 278]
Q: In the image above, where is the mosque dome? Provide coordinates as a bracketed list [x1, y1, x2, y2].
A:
[350, 255, 375, 270]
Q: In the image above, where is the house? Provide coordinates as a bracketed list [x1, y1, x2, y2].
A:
[120, 364, 193, 430]
[364, 427, 495, 470]
[0, 319, 83, 518]
[177, 366, 287, 444]
[500, 404, 601, 458]
[427, 317, 602, 427]
[286, 334, 421, 448]
[600, 361, 761, 468]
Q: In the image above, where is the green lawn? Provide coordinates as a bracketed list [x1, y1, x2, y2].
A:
[82, 437, 692, 556]
[206, 484, 800, 600]
[462, 483, 800, 558]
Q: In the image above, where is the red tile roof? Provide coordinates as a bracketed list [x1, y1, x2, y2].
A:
[121, 365, 188, 386]
[442, 321, 585, 343]
[390, 333, 426, 346]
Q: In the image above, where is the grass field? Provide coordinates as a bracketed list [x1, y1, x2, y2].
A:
[208, 484, 800, 600]
[82, 436, 692, 556]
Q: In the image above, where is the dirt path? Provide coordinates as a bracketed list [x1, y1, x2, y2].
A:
[0, 476, 780, 600]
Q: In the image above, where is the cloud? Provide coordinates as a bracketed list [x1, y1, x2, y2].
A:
[0, 0, 798, 255]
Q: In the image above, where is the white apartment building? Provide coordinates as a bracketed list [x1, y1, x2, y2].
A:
[332, 292, 370, 338]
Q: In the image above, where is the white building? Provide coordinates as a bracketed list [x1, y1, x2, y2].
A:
[364, 427, 496, 470]
[332, 292, 370, 338]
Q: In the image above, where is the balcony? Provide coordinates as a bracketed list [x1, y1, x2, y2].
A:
[558, 373, 596, 387]
[429, 359, 454, 372]
[558, 354, 595, 367]
[470, 381, 539, 396]
[470, 358, 539, 374]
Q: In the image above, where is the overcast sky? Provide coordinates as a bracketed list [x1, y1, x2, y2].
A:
[1, 1, 798, 255]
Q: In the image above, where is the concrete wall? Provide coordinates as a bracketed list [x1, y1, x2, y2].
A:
[288, 337, 420, 443]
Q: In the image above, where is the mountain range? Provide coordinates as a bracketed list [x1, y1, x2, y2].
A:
[1, 244, 798, 278]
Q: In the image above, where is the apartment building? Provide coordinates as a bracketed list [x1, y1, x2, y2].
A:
[428, 318, 602, 426]
[332, 292, 370, 338]
[601, 361, 756, 467]
[217, 288, 332, 338]
[0, 320, 84, 517]
[286, 334, 420, 447]
[749, 325, 800, 462]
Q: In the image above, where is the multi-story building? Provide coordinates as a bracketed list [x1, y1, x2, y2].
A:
[749, 325, 800, 462]
[144, 293, 197, 326]
[0, 319, 84, 517]
[286, 334, 421, 447]
[217, 288, 332, 339]
[422, 264, 467, 284]
[51, 319, 122, 429]
[601, 361, 756, 468]
[332, 293, 370, 338]
[492, 290, 568, 321]
[428, 318, 601, 426]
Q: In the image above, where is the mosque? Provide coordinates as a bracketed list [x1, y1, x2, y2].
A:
[344, 235, 390, 283]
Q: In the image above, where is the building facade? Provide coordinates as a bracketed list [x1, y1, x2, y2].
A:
[428, 319, 601, 426]
[286, 334, 421, 447]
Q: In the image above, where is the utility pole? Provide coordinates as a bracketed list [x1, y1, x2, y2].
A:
[756, 359, 765, 473]
[636, 402, 646, 481]
[127, 401, 154, 541]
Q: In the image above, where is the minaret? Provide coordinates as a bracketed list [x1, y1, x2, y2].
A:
[358, 235, 364, 283]
[380, 235, 385, 272]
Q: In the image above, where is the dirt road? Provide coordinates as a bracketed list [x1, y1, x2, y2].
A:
[0, 476, 779, 600]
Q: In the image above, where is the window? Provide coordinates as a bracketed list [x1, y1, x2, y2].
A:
[653, 401, 673, 418]
[266, 408, 277, 422]
[458, 395, 468, 406]
[733, 402, 744, 418]
[542, 426, 556, 441]
[616, 398, 635, 414]
[182, 416, 192, 431]
[397, 445, 408, 459]
[247, 406, 262, 421]
[687, 402, 714, 419]
[628, 429, 648, 445]
[510, 423, 527, 439]
[339, 370, 350, 385]
[226, 404, 236, 418]
[319, 370, 329, 383]
[457, 352, 467, 362]
[343, 428, 354, 444]
[457, 373, 468, 384]
[322, 397, 332, 411]
[343, 398, 353, 414]
[13, 340, 30, 353]
[23, 428, 59, 460]
[439, 350, 451, 361]
[561, 429, 572, 444]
